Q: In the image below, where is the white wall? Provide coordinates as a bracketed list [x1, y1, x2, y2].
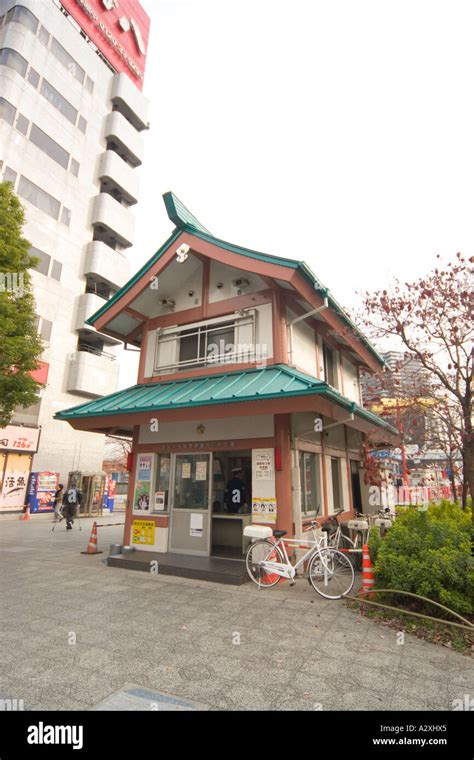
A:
[287, 308, 317, 376]
[139, 415, 274, 444]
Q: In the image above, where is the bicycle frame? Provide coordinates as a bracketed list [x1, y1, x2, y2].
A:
[256, 531, 329, 581]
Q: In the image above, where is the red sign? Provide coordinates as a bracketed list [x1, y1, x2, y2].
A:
[30, 361, 49, 385]
[60, 0, 150, 90]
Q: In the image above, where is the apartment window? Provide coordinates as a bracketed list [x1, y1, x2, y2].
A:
[4, 166, 17, 185]
[0, 47, 28, 77]
[40, 79, 77, 125]
[0, 97, 16, 125]
[5, 5, 39, 34]
[51, 38, 85, 84]
[39, 318, 52, 342]
[17, 175, 60, 220]
[331, 457, 343, 513]
[154, 314, 255, 372]
[69, 158, 80, 177]
[38, 25, 50, 47]
[27, 67, 40, 88]
[299, 452, 322, 515]
[77, 115, 87, 134]
[30, 246, 50, 276]
[15, 113, 29, 136]
[50, 260, 62, 282]
[323, 343, 338, 388]
[85, 76, 94, 94]
[29, 124, 69, 169]
[60, 207, 71, 227]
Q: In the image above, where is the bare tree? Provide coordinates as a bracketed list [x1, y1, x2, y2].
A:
[359, 253, 473, 517]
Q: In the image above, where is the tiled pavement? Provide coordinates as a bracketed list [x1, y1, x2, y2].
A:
[0, 516, 472, 711]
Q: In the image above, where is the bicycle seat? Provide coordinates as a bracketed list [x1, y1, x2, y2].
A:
[273, 529, 287, 538]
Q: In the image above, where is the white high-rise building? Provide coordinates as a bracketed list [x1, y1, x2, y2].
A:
[0, 0, 150, 508]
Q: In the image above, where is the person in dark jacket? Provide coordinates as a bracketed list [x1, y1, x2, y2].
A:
[224, 468, 247, 514]
[62, 481, 82, 530]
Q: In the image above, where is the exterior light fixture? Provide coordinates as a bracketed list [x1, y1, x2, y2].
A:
[176, 244, 190, 262]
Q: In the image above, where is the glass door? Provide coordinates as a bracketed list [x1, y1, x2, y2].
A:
[169, 453, 212, 555]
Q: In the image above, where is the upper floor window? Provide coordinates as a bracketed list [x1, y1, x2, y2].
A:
[323, 342, 339, 389]
[40, 78, 77, 125]
[0, 47, 27, 77]
[5, 5, 38, 34]
[51, 37, 85, 85]
[154, 313, 257, 373]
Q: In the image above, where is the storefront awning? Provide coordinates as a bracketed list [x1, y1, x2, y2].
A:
[55, 364, 398, 438]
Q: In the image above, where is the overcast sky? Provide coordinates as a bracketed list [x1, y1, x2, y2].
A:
[120, 0, 474, 387]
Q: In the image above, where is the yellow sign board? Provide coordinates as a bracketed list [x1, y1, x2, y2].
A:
[131, 520, 155, 545]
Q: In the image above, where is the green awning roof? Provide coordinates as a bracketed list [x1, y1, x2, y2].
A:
[55, 364, 397, 434]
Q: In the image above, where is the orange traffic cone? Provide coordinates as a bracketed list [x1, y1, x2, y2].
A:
[362, 544, 375, 596]
[81, 521, 103, 555]
[20, 506, 31, 521]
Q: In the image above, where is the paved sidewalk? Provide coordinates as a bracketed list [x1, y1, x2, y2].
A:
[0, 517, 472, 711]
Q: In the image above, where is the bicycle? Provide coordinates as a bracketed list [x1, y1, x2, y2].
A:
[322, 513, 369, 570]
[243, 522, 355, 600]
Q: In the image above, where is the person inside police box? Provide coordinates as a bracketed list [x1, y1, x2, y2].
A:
[224, 467, 248, 514]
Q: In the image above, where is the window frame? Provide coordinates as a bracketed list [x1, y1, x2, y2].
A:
[299, 450, 322, 516]
[154, 312, 256, 373]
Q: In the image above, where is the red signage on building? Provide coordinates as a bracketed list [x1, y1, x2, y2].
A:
[60, 0, 150, 90]
[30, 362, 49, 385]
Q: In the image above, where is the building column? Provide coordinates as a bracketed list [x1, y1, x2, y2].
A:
[274, 413, 293, 536]
[123, 425, 139, 547]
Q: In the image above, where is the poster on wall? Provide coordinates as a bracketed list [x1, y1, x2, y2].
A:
[131, 520, 155, 545]
[181, 462, 191, 479]
[0, 454, 32, 511]
[134, 482, 151, 512]
[190, 513, 203, 537]
[195, 460, 207, 481]
[252, 497, 277, 523]
[133, 454, 153, 514]
[154, 491, 165, 511]
[137, 455, 152, 481]
[255, 450, 273, 480]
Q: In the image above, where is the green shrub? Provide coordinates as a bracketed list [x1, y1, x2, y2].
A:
[373, 501, 474, 616]
[368, 525, 382, 565]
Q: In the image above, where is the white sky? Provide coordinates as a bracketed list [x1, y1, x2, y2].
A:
[119, 0, 474, 387]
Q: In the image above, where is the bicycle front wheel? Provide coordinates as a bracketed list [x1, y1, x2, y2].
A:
[308, 548, 355, 599]
[245, 539, 284, 588]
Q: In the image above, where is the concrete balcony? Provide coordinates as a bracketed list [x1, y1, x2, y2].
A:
[105, 111, 144, 167]
[98, 150, 139, 206]
[111, 73, 149, 132]
[75, 292, 108, 332]
[66, 349, 119, 398]
[84, 241, 130, 290]
[91, 193, 135, 249]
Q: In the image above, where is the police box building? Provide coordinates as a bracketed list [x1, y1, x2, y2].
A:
[56, 194, 397, 578]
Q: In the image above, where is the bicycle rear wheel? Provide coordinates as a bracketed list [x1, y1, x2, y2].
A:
[308, 548, 354, 599]
[245, 539, 284, 588]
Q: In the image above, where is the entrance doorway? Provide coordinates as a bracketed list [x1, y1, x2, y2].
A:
[211, 450, 252, 560]
[350, 460, 362, 512]
[169, 453, 211, 555]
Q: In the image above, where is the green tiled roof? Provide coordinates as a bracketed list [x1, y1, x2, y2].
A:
[55, 364, 397, 434]
[163, 191, 211, 235]
[86, 193, 384, 367]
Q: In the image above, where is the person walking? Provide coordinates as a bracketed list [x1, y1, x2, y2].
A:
[62, 481, 82, 530]
[53, 483, 64, 522]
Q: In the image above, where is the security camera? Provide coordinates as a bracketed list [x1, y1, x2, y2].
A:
[176, 243, 190, 262]
[160, 298, 175, 308]
[232, 278, 250, 288]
